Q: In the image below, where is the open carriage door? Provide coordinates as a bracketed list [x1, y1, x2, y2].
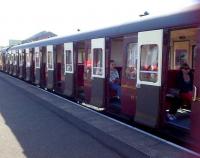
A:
[135, 29, 163, 127]
[121, 35, 138, 116]
[191, 44, 200, 149]
[83, 40, 92, 104]
[90, 38, 105, 109]
[64, 42, 74, 97]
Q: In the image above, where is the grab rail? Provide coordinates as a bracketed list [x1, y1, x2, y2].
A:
[193, 85, 197, 101]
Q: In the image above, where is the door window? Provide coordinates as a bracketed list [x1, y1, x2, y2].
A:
[10, 53, 13, 64]
[64, 43, 73, 74]
[139, 44, 158, 83]
[35, 48, 40, 68]
[84, 49, 92, 79]
[13, 53, 16, 65]
[48, 51, 52, 69]
[47, 45, 54, 70]
[92, 48, 103, 77]
[65, 50, 73, 73]
[78, 50, 84, 64]
[91, 38, 105, 78]
[19, 50, 22, 66]
[126, 43, 137, 79]
[26, 49, 31, 67]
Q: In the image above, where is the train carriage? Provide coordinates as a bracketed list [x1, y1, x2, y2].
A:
[5, 5, 200, 151]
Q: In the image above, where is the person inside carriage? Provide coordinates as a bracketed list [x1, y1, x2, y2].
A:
[167, 63, 193, 121]
[109, 60, 121, 100]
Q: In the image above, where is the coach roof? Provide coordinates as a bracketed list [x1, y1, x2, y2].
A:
[9, 5, 200, 51]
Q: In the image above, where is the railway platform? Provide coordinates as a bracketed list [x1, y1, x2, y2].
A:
[0, 72, 199, 158]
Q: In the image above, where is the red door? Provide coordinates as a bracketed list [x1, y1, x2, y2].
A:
[121, 35, 138, 116]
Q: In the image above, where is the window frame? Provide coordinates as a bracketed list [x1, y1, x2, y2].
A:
[64, 42, 74, 74]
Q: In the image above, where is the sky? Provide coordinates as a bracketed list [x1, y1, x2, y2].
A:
[0, 0, 199, 46]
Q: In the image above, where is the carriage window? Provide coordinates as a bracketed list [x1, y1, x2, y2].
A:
[7, 55, 9, 64]
[16, 53, 18, 65]
[139, 44, 158, 83]
[6, 55, 8, 64]
[0, 53, 2, 66]
[78, 50, 84, 64]
[19, 53, 22, 66]
[65, 50, 73, 73]
[85, 50, 91, 68]
[13, 54, 17, 65]
[84, 49, 91, 79]
[10, 54, 13, 64]
[35, 51, 40, 68]
[191, 45, 197, 69]
[20, 52, 25, 66]
[92, 48, 103, 77]
[5, 54, 8, 64]
[19, 53, 21, 65]
[26, 52, 30, 67]
[47, 51, 53, 70]
[126, 43, 137, 79]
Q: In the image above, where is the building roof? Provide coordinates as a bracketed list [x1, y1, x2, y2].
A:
[22, 31, 57, 44]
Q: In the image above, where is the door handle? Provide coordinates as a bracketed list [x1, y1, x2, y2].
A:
[193, 85, 197, 101]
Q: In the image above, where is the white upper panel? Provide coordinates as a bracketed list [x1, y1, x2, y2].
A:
[91, 38, 105, 78]
[64, 42, 74, 74]
[137, 29, 163, 87]
[35, 47, 40, 69]
[47, 45, 54, 70]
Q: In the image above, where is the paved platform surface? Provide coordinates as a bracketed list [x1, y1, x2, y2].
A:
[0, 72, 199, 158]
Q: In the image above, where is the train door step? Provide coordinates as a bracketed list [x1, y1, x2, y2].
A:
[166, 110, 191, 131]
[167, 117, 190, 131]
